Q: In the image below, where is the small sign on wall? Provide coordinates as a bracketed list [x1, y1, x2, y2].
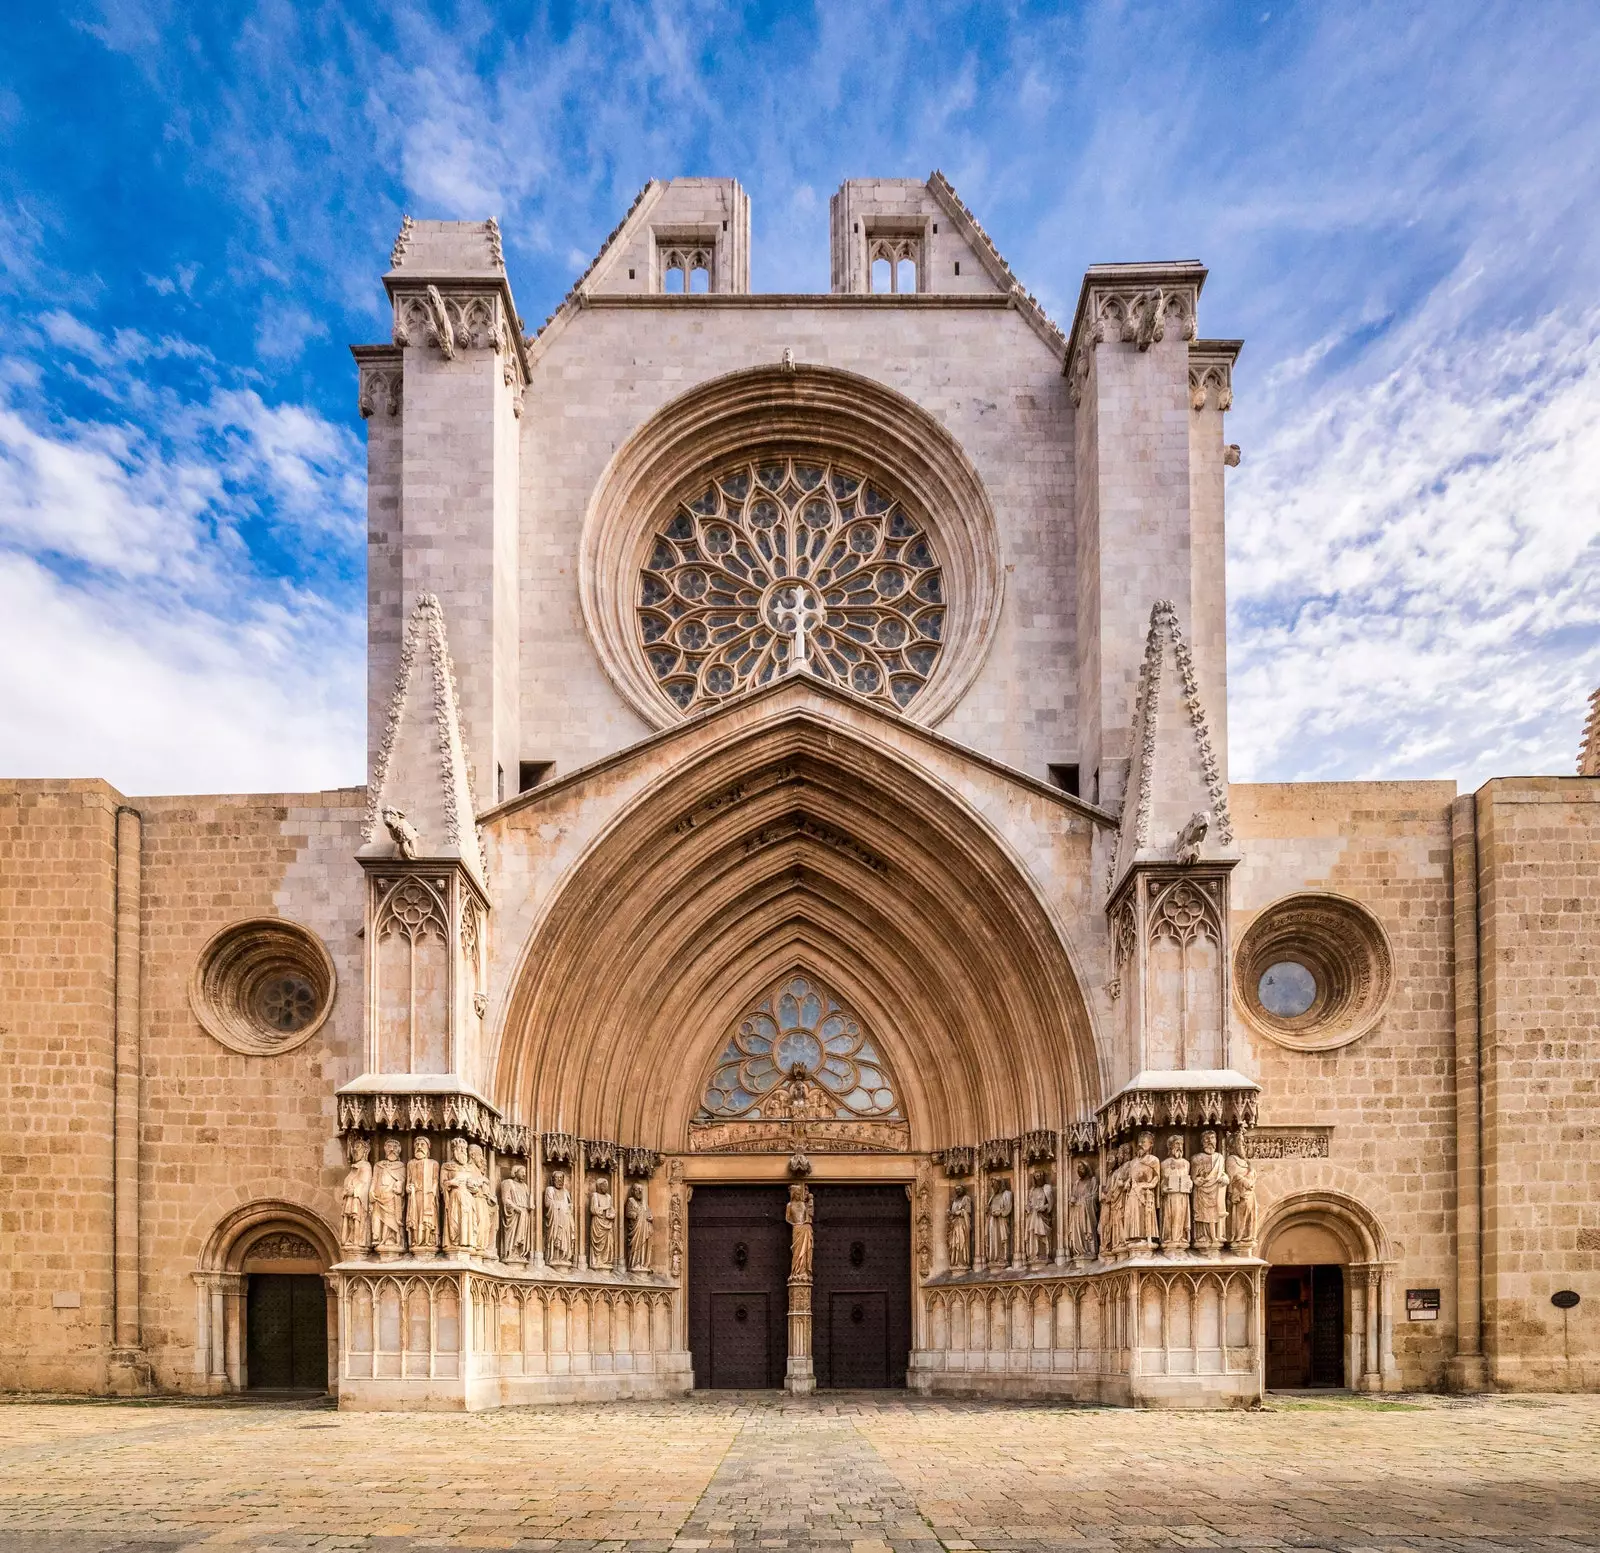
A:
[1406, 1288, 1440, 1321]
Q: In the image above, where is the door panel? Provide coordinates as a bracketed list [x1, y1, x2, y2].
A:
[709, 1292, 772, 1387]
[688, 1186, 788, 1389]
[812, 1185, 910, 1389]
[247, 1273, 327, 1391]
[1265, 1266, 1311, 1388]
[1310, 1264, 1345, 1387]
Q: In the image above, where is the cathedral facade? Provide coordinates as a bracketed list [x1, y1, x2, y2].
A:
[3, 176, 1596, 1409]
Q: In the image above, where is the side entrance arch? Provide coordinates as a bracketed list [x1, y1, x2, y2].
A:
[1259, 1190, 1400, 1392]
[195, 1200, 339, 1394]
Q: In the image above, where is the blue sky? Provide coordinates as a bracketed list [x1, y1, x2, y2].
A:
[2, 0, 1597, 795]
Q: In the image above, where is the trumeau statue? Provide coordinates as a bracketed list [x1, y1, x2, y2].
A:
[370, 1136, 407, 1258]
[625, 1181, 653, 1272]
[499, 1162, 532, 1263]
[1159, 1134, 1193, 1250]
[1190, 1130, 1227, 1254]
[1025, 1168, 1053, 1264]
[947, 1183, 974, 1271]
[544, 1168, 575, 1267]
[589, 1175, 616, 1268]
[340, 1135, 373, 1252]
[1124, 1132, 1160, 1248]
[1066, 1159, 1099, 1262]
[468, 1143, 495, 1255]
[986, 1176, 1013, 1266]
[441, 1137, 475, 1255]
[786, 1182, 814, 1279]
[1225, 1134, 1259, 1249]
[406, 1135, 441, 1256]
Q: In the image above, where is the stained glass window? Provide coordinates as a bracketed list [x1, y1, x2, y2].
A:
[636, 457, 945, 716]
[694, 974, 902, 1122]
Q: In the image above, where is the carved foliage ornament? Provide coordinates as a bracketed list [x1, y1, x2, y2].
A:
[637, 457, 946, 716]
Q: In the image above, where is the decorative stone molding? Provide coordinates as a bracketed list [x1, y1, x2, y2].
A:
[1234, 892, 1396, 1052]
[1064, 262, 1207, 406]
[244, 1231, 319, 1262]
[687, 1118, 911, 1154]
[1578, 685, 1600, 775]
[390, 214, 415, 269]
[1096, 1081, 1259, 1148]
[334, 1087, 526, 1151]
[1246, 1127, 1332, 1159]
[743, 814, 889, 875]
[1188, 340, 1241, 413]
[357, 361, 402, 418]
[935, 1145, 975, 1178]
[188, 916, 336, 1057]
[579, 363, 1005, 732]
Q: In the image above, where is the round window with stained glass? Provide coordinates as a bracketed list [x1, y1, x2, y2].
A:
[636, 457, 945, 715]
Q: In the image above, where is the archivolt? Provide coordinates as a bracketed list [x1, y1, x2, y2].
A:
[580, 363, 1004, 731]
[492, 712, 1102, 1151]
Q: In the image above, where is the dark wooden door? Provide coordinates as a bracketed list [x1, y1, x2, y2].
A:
[1267, 1264, 1347, 1388]
[813, 1185, 910, 1389]
[1310, 1264, 1345, 1386]
[246, 1273, 328, 1390]
[1266, 1266, 1312, 1388]
[688, 1186, 789, 1388]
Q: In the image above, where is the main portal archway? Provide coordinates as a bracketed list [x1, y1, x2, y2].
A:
[492, 706, 1104, 1149]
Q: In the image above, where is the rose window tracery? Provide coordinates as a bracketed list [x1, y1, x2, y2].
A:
[636, 457, 946, 715]
[694, 974, 901, 1123]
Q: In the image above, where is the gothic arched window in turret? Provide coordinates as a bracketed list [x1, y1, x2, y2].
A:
[637, 457, 946, 715]
[695, 974, 902, 1124]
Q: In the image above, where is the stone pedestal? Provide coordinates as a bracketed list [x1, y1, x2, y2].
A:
[785, 1275, 815, 1394]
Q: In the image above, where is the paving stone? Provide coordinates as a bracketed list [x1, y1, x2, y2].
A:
[0, 1395, 1597, 1553]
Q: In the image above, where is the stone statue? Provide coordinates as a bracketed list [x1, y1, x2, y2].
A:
[382, 806, 419, 859]
[405, 1135, 441, 1256]
[1123, 1132, 1160, 1247]
[441, 1136, 475, 1255]
[370, 1136, 407, 1258]
[588, 1175, 616, 1268]
[786, 1183, 814, 1279]
[340, 1135, 372, 1252]
[1159, 1134, 1193, 1250]
[499, 1162, 532, 1263]
[544, 1168, 575, 1267]
[625, 1181, 653, 1271]
[1066, 1159, 1099, 1262]
[468, 1143, 495, 1255]
[986, 1176, 1013, 1266]
[947, 1184, 974, 1271]
[1190, 1130, 1227, 1254]
[1101, 1144, 1131, 1255]
[1025, 1168, 1053, 1264]
[1225, 1134, 1259, 1249]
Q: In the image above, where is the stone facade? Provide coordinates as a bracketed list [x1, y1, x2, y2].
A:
[2, 175, 1596, 1408]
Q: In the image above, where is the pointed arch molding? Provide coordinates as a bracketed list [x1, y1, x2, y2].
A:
[579, 363, 1004, 730]
[491, 710, 1101, 1150]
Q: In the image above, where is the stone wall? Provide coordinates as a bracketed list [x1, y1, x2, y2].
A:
[1230, 781, 1459, 1390]
[1477, 777, 1600, 1389]
[0, 781, 121, 1392]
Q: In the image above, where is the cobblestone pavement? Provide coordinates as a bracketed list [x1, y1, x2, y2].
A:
[0, 1392, 1597, 1553]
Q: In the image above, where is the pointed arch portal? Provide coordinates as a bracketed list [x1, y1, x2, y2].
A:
[491, 707, 1103, 1151]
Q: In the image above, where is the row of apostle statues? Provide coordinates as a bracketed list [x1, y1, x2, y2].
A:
[339, 1137, 654, 1271]
[945, 1130, 1259, 1270]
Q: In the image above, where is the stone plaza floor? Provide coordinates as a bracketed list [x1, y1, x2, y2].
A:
[0, 1392, 1597, 1553]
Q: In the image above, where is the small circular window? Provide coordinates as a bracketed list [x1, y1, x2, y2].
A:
[190, 918, 336, 1056]
[254, 974, 319, 1034]
[1235, 894, 1393, 1052]
[1258, 961, 1317, 1019]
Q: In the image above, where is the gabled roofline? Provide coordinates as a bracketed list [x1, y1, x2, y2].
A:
[477, 671, 1119, 831]
[926, 170, 1068, 359]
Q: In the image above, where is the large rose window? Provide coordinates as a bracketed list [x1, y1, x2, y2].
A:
[636, 457, 946, 715]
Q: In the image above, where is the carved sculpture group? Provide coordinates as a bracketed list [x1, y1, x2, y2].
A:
[944, 1129, 1259, 1271]
[340, 1136, 656, 1272]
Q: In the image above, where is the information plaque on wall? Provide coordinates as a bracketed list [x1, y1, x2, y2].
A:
[1406, 1288, 1441, 1321]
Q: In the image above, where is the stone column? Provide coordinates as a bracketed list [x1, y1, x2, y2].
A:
[784, 1184, 815, 1395]
[530, 1142, 545, 1271]
[1449, 794, 1488, 1390]
[1009, 1139, 1025, 1271]
[576, 1141, 589, 1273]
[972, 1152, 987, 1274]
[613, 1154, 626, 1276]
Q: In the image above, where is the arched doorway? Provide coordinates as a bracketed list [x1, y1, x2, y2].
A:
[196, 1200, 339, 1394]
[1259, 1190, 1399, 1392]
